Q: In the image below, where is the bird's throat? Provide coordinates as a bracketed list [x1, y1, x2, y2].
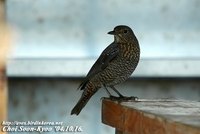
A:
[114, 35, 127, 43]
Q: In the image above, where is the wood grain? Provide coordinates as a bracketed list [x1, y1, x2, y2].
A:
[102, 99, 200, 134]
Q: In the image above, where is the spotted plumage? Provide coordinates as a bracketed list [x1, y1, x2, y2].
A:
[71, 25, 140, 115]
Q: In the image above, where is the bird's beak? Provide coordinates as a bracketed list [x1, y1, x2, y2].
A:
[108, 30, 115, 35]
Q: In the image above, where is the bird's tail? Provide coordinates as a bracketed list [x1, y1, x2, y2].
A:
[71, 95, 91, 115]
[71, 83, 97, 115]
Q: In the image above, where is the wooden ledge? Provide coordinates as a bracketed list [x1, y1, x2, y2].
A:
[102, 98, 200, 134]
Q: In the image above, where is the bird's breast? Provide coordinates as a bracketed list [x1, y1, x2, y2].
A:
[118, 42, 140, 62]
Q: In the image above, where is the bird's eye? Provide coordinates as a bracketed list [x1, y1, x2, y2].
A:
[123, 30, 128, 34]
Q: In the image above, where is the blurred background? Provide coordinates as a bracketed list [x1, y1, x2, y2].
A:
[3, 0, 200, 133]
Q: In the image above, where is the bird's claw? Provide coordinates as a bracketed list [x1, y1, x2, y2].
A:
[109, 95, 138, 102]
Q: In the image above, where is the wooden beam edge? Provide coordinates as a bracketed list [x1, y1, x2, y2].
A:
[102, 99, 200, 134]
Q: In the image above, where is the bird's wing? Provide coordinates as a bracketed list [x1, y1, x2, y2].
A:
[78, 42, 119, 90]
[87, 42, 119, 77]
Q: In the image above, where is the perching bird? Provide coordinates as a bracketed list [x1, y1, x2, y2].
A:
[71, 25, 140, 115]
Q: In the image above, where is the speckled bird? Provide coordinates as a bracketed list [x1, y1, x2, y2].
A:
[71, 25, 140, 115]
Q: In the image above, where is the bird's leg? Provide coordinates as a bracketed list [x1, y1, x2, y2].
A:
[104, 86, 111, 96]
[110, 86, 124, 97]
[103, 85, 118, 99]
[110, 86, 138, 101]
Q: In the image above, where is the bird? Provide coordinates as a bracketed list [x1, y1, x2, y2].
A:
[71, 25, 140, 115]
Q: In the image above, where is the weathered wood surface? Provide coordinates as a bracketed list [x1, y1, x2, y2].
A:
[102, 99, 200, 134]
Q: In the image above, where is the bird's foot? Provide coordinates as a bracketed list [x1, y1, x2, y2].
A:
[109, 95, 138, 102]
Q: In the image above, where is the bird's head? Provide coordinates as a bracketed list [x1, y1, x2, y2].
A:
[108, 25, 135, 43]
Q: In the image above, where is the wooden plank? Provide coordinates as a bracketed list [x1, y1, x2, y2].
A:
[0, 68, 7, 134]
[0, 0, 9, 134]
[115, 129, 131, 134]
[102, 99, 200, 134]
